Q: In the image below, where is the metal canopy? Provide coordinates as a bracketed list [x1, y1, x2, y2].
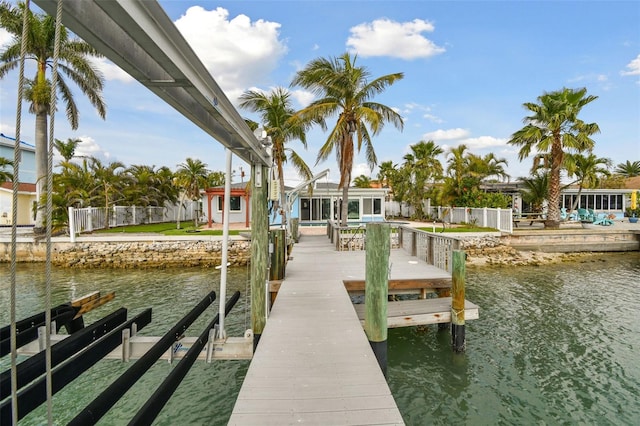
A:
[32, 0, 271, 166]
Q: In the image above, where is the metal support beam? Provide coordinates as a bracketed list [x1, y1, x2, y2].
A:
[33, 0, 270, 166]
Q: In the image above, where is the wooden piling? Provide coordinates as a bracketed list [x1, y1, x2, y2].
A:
[291, 218, 299, 243]
[250, 164, 268, 350]
[364, 223, 390, 377]
[269, 228, 286, 281]
[451, 250, 466, 352]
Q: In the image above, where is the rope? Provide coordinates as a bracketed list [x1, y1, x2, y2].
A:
[9, 1, 31, 423]
[43, 1, 64, 423]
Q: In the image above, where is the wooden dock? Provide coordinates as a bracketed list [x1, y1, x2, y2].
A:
[229, 233, 477, 425]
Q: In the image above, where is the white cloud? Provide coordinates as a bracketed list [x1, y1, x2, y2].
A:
[621, 54, 640, 76]
[290, 88, 315, 108]
[422, 128, 469, 141]
[74, 136, 111, 162]
[423, 113, 443, 124]
[459, 136, 508, 150]
[174, 6, 288, 98]
[0, 27, 12, 48]
[0, 122, 15, 136]
[93, 58, 134, 83]
[346, 18, 445, 59]
[352, 163, 371, 178]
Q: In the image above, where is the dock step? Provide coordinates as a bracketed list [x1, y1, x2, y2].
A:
[352, 297, 479, 328]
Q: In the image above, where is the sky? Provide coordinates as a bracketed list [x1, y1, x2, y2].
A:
[0, 0, 639, 187]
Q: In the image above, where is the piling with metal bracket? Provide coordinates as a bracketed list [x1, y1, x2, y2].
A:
[251, 164, 268, 350]
[364, 223, 390, 377]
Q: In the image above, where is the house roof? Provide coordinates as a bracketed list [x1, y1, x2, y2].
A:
[0, 133, 36, 151]
[0, 182, 36, 193]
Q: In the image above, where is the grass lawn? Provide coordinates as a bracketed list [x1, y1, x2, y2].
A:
[95, 223, 243, 236]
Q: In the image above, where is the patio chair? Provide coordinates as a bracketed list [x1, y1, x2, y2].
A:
[577, 208, 595, 221]
[560, 208, 579, 221]
[593, 213, 613, 226]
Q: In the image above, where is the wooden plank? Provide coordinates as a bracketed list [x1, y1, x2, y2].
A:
[70, 291, 100, 308]
[72, 292, 115, 319]
[352, 298, 479, 328]
[343, 278, 451, 292]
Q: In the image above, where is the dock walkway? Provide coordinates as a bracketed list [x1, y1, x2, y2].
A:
[229, 234, 459, 425]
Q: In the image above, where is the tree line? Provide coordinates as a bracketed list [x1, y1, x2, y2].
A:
[2, 2, 639, 231]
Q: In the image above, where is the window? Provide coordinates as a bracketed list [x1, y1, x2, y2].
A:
[348, 199, 360, 219]
[363, 198, 373, 215]
[362, 198, 382, 215]
[321, 198, 331, 220]
[217, 196, 241, 212]
[373, 198, 382, 215]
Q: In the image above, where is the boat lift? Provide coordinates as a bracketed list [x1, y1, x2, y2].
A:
[5, 0, 270, 423]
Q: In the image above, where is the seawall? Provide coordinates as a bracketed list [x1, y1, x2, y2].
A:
[0, 235, 251, 268]
[2, 228, 639, 269]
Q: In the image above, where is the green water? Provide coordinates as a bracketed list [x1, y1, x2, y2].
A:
[389, 252, 640, 425]
[2, 252, 640, 425]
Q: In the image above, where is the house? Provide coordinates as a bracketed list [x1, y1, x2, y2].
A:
[480, 179, 638, 218]
[202, 182, 251, 228]
[200, 179, 389, 227]
[0, 133, 37, 226]
[292, 182, 388, 224]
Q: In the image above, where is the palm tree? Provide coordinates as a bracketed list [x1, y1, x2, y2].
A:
[520, 172, 549, 214]
[377, 160, 396, 188]
[54, 137, 81, 162]
[291, 53, 404, 225]
[565, 153, 612, 212]
[614, 160, 640, 178]
[206, 170, 225, 188]
[352, 174, 372, 188]
[155, 166, 179, 208]
[239, 87, 312, 226]
[175, 158, 209, 229]
[0, 1, 106, 232]
[402, 140, 443, 219]
[50, 158, 95, 229]
[125, 165, 163, 208]
[445, 144, 470, 203]
[508, 87, 599, 228]
[467, 152, 509, 182]
[0, 156, 13, 184]
[90, 159, 127, 229]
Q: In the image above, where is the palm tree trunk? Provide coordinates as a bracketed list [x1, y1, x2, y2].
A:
[278, 161, 286, 229]
[570, 184, 584, 213]
[340, 174, 350, 227]
[546, 139, 563, 229]
[33, 109, 48, 234]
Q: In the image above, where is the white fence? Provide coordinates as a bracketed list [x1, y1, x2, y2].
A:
[68, 201, 199, 239]
[385, 201, 513, 233]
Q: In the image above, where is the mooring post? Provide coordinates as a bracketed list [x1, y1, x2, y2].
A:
[251, 164, 269, 351]
[451, 250, 466, 352]
[365, 222, 390, 377]
[269, 228, 286, 281]
[291, 217, 299, 243]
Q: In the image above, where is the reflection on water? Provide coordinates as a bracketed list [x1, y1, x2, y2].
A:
[390, 252, 640, 425]
[2, 252, 640, 425]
